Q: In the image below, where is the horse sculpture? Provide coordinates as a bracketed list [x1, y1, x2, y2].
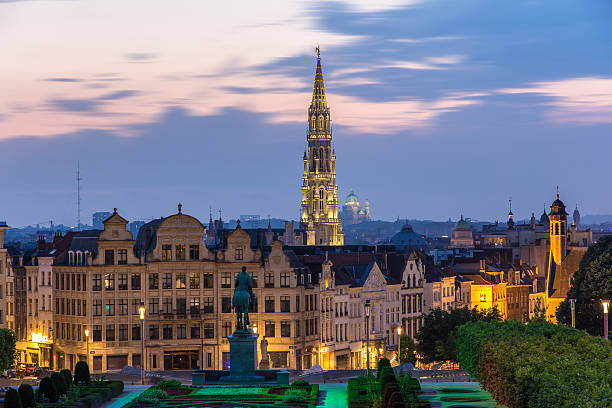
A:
[232, 266, 254, 332]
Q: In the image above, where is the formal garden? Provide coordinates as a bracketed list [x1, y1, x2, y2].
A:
[122, 379, 319, 408]
[3, 361, 124, 408]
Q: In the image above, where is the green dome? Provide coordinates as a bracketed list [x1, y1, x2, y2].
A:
[454, 216, 472, 231]
[345, 191, 359, 204]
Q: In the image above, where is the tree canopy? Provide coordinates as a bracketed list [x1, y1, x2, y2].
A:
[397, 334, 417, 366]
[557, 235, 612, 336]
[415, 306, 502, 364]
[0, 329, 18, 372]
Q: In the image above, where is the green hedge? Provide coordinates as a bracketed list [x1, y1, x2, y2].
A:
[457, 320, 612, 408]
[347, 376, 374, 408]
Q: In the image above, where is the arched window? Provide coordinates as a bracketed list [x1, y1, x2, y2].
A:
[412, 275, 416, 287]
[319, 116, 324, 129]
[319, 189, 325, 210]
[319, 147, 325, 171]
[555, 224, 559, 235]
[311, 116, 316, 129]
[561, 223, 565, 234]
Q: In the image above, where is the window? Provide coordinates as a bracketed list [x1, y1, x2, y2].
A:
[191, 324, 200, 339]
[163, 325, 173, 339]
[249, 294, 258, 313]
[221, 272, 231, 288]
[203, 273, 213, 288]
[149, 325, 159, 340]
[207, 353, 212, 368]
[132, 324, 141, 341]
[93, 325, 102, 342]
[162, 245, 172, 261]
[480, 293, 486, 302]
[296, 296, 300, 313]
[204, 323, 214, 338]
[131, 299, 140, 315]
[119, 324, 128, 341]
[189, 272, 200, 289]
[93, 299, 102, 316]
[118, 249, 128, 265]
[176, 298, 186, 315]
[131, 274, 141, 290]
[222, 321, 232, 338]
[264, 273, 274, 288]
[190, 297, 200, 314]
[265, 321, 275, 338]
[176, 244, 186, 261]
[203, 297, 214, 313]
[235, 247, 243, 260]
[295, 320, 301, 337]
[265, 296, 275, 313]
[105, 299, 115, 316]
[105, 250, 114, 265]
[149, 298, 159, 315]
[189, 244, 199, 260]
[163, 298, 172, 314]
[149, 273, 159, 290]
[280, 272, 290, 288]
[177, 324, 186, 339]
[118, 274, 128, 290]
[106, 324, 115, 341]
[280, 296, 290, 313]
[281, 321, 291, 337]
[176, 273, 186, 289]
[93, 274, 101, 291]
[119, 299, 128, 315]
[162, 273, 172, 289]
[104, 273, 114, 290]
[222, 297, 231, 313]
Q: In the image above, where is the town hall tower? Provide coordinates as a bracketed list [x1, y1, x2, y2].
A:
[300, 49, 344, 245]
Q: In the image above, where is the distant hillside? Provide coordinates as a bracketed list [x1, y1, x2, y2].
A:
[581, 215, 612, 225]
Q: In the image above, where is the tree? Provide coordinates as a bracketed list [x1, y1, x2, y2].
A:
[38, 377, 58, 403]
[51, 372, 67, 397]
[557, 235, 612, 336]
[0, 329, 18, 372]
[74, 361, 90, 385]
[397, 334, 417, 366]
[416, 306, 502, 364]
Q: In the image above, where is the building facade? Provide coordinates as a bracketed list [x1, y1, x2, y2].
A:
[340, 191, 370, 225]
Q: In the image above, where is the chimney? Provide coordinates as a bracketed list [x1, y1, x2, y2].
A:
[37, 235, 46, 250]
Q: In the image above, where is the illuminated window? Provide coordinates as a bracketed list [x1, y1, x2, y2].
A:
[235, 247, 243, 260]
[175, 244, 185, 260]
[162, 245, 172, 261]
[480, 293, 486, 302]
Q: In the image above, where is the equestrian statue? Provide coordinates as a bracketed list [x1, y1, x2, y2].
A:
[232, 266, 254, 332]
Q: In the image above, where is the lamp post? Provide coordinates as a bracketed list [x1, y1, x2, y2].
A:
[602, 300, 610, 340]
[396, 326, 402, 366]
[569, 299, 576, 328]
[364, 300, 371, 372]
[139, 302, 146, 384]
[84, 329, 89, 369]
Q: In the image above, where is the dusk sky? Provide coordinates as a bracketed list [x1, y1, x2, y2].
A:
[2, 0, 611, 227]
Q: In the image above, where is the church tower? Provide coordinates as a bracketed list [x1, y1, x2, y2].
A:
[549, 189, 568, 265]
[300, 48, 344, 246]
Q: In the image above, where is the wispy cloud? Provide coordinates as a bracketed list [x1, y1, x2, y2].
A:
[124, 52, 158, 63]
[498, 77, 612, 124]
[390, 36, 465, 43]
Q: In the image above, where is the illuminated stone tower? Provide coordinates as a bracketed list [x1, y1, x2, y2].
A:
[300, 48, 344, 246]
[549, 189, 568, 265]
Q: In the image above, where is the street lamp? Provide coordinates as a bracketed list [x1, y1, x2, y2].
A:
[602, 300, 609, 340]
[84, 328, 89, 371]
[364, 300, 371, 372]
[396, 326, 402, 366]
[569, 299, 576, 328]
[139, 302, 146, 384]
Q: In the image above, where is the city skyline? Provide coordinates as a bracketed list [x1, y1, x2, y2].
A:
[2, 0, 612, 226]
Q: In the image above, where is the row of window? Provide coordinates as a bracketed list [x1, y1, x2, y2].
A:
[161, 244, 200, 261]
[401, 294, 423, 314]
[55, 298, 87, 316]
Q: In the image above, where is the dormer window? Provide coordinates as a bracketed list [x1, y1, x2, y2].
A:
[235, 247, 243, 261]
[68, 251, 74, 265]
[118, 249, 127, 265]
[104, 250, 114, 265]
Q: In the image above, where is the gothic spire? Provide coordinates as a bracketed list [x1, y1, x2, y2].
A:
[311, 47, 327, 107]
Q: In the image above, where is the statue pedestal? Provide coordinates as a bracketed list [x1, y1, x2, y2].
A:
[220, 331, 264, 383]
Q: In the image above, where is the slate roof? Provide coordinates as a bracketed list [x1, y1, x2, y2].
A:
[69, 230, 102, 253]
[135, 218, 164, 256]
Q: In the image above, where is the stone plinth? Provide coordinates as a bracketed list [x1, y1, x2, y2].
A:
[219, 331, 263, 383]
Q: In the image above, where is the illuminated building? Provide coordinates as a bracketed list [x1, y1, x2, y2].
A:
[300, 49, 344, 246]
[340, 191, 370, 225]
[449, 216, 474, 249]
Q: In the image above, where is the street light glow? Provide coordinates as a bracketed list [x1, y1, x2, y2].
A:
[139, 302, 146, 320]
[602, 300, 610, 314]
[84, 329, 89, 337]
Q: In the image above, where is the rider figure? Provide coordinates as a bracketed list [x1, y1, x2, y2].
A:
[232, 266, 254, 331]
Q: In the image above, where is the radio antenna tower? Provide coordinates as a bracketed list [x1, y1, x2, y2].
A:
[77, 161, 82, 231]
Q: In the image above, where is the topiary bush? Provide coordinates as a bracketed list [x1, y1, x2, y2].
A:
[291, 379, 310, 388]
[156, 379, 181, 389]
[4, 389, 22, 408]
[51, 372, 67, 397]
[60, 369, 73, 389]
[38, 376, 58, 403]
[281, 389, 309, 404]
[137, 387, 169, 400]
[17, 383, 35, 408]
[74, 361, 90, 385]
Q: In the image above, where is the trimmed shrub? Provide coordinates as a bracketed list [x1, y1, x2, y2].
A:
[281, 389, 309, 404]
[382, 383, 400, 408]
[51, 372, 67, 397]
[105, 380, 125, 397]
[457, 320, 612, 407]
[17, 384, 35, 408]
[137, 387, 169, 400]
[74, 361, 91, 386]
[4, 389, 22, 408]
[156, 379, 181, 390]
[291, 379, 310, 388]
[347, 377, 374, 408]
[377, 358, 392, 379]
[60, 369, 73, 389]
[38, 376, 58, 403]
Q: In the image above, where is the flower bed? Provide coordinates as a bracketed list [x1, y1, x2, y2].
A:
[125, 382, 319, 408]
[456, 320, 612, 408]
